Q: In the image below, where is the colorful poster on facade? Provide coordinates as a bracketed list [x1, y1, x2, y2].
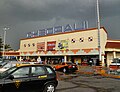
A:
[58, 40, 68, 50]
[47, 41, 56, 51]
[37, 42, 45, 51]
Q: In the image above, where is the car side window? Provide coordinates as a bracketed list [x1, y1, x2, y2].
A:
[31, 66, 45, 76]
[12, 67, 29, 78]
[46, 67, 54, 74]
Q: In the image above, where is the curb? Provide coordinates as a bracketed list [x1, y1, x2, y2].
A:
[77, 70, 120, 79]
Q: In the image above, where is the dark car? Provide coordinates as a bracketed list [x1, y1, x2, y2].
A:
[0, 59, 18, 66]
[0, 64, 58, 92]
[0, 59, 9, 68]
[53, 62, 78, 73]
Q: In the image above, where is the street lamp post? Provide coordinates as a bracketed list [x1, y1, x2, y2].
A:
[2, 27, 9, 59]
[96, 0, 102, 66]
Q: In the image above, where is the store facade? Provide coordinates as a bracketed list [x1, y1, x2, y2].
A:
[105, 40, 120, 66]
[19, 27, 107, 66]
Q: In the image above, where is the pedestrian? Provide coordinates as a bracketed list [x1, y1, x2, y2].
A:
[89, 60, 93, 66]
[76, 60, 78, 65]
[37, 57, 42, 64]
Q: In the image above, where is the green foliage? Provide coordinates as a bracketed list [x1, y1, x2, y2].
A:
[0, 36, 3, 51]
[0, 36, 13, 51]
[5, 44, 13, 51]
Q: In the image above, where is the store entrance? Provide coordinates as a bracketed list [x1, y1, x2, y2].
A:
[46, 56, 64, 64]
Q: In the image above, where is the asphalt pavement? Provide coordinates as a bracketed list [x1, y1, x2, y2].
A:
[56, 75, 120, 92]
[55, 65, 120, 92]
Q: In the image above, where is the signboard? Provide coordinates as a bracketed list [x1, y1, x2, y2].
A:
[38, 29, 46, 36]
[46, 28, 54, 35]
[37, 42, 45, 51]
[58, 40, 69, 50]
[26, 23, 83, 38]
[27, 32, 38, 38]
[54, 26, 63, 33]
[47, 41, 56, 51]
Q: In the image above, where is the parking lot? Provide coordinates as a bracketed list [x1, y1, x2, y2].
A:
[56, 72, 120, 92]
[1, 60, 120, 92]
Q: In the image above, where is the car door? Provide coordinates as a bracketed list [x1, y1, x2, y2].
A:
[28, 66, 47, 92]
[3, 66, 31, 92]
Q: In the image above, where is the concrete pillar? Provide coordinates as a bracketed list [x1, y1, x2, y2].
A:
[113, 51, 116, 58]
[102, 55, 105, 66]
[64, 55, 67, 62]
[19, 56, 22, 61]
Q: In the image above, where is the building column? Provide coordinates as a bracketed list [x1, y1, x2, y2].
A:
[113, 51, 116, 58]
[19, 56, 22, 61]
[102, 55, 105, 66]
[64, 55, 67, 62]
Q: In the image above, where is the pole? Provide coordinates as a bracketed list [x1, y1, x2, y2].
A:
[97, 0, 102, 64]
[2, 27, 9, 59]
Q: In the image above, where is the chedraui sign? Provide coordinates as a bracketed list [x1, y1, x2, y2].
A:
[26, 23, 84, 38]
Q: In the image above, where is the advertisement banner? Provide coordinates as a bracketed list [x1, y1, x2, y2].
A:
[47, 41, 56, 51]
[58, 40, 69, 50]
[37, 42, 45, 51]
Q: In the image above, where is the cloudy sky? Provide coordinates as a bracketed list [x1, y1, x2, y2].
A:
[0, 0, 120, 50]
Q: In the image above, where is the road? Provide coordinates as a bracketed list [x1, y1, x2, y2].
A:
[56, 73, 120, 92]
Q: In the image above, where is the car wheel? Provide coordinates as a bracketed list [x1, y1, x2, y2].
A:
[43, 83, 56, 92]
[63, 68, 67, 73]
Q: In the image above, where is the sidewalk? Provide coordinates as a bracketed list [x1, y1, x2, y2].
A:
[49, 64, 120, 79]
[77, 65, 120, 79]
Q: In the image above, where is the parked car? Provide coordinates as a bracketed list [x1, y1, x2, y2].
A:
[0, 62, 19, 73]
[0, 58, 2, 63]
[53, 62, 78, 73]
[109, 58, 120, 75]
[109, 58, 120, 70]
[0, 59, 37, 73]
[0, 59, 19, 72]
[0, 64, 58, 92]
[0, 59, 9, 68]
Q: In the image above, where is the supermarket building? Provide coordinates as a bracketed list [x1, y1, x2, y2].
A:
[19, 27, 120, 67]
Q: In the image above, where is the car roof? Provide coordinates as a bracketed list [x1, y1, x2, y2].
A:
[16, 63, 49, 68]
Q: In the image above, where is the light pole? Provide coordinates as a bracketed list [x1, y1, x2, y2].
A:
[96, 0, 102, 65]
[2, 27, 9, 59]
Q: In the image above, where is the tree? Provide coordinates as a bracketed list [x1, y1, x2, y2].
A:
[5, 44, 13, 51]
[0, 36, 3, 51]
[0, 36, 12, 51]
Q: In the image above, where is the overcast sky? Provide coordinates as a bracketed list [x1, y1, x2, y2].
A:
[0, 0, 120, 50]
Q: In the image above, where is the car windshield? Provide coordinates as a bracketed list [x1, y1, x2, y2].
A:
[0, 66, 17, 79]
[66, 62, 74, 65]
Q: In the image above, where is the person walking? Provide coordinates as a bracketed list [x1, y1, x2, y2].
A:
[37, 57, 42, 64]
